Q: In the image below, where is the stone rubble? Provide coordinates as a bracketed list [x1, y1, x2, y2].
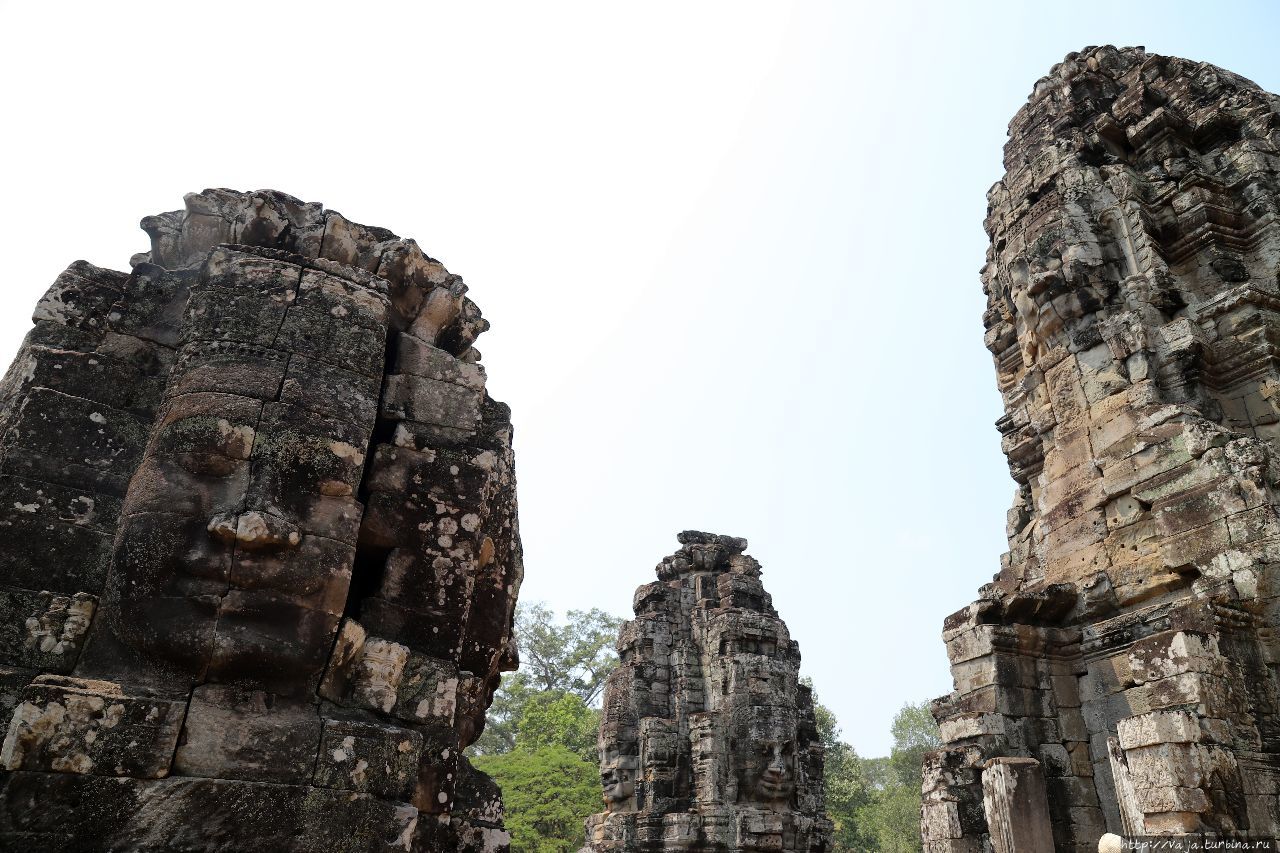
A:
[925, 47, 1280, 851]
[0, 189, 523, 852]
[583, 532, 831, 852]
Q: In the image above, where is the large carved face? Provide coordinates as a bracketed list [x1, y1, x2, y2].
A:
[734, 709, 797, 808]
[599, 744, 638, 810]
[70, 196, 520, 796]
[90, 250, 384, 697]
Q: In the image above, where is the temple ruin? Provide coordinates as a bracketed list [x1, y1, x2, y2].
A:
[924, 47, 1280, 850]
[583, 531, 831, 852]
[0, 190, 523, 852]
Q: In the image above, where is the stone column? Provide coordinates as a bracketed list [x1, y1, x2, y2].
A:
[981, 757, 1054, 853]
[1106, 737, 1144, 837]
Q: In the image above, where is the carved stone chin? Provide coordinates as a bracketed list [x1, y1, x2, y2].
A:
[742, 739, 795, 808]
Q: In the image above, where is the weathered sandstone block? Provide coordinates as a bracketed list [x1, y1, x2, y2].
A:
[1, 675, 184, 778]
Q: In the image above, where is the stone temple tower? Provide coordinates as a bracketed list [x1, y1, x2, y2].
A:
[924, 47, 1280, 850]
[583, 532, 831, 852]
[0, 190, 522, 852]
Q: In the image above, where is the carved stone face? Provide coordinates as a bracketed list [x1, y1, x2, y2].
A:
[600, 746, 638, 810]
[749, 738, 795, 805]
[89, 252, 384, 697]
[16, 191, 522, 850]
[734, 711, 797, 808]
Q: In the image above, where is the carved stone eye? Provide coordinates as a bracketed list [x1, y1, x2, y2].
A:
[177, 451, 239, 477]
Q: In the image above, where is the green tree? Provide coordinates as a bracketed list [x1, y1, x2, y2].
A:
[855, 786, 926, 853]
[887, 702, 941, 790]
[476, 672, 534, 754]
[853, 701, 941, 853]
[472, 745, 601, 853]
[809, 685, 940, 853]
[518, 602, 622, 701]
[807, 678, 874, 852]
[472, 603, 623, 756]
[856, 755, 894, 791]
[826, 746, 875, 852]
[808, 679, 844, 759]
[469, 604, 624, 851]
[517, 690, 601, 761]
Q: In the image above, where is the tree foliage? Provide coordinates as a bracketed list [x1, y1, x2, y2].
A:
[517, 690, 601, 762]
[517, 602, 622, 702]
[813, 689, 940, 853]
[473, 745, 601, 853]
[475, 674, 533, 754]
[472, 603, 623, 756]
[848, 701, 940, 853]
[470, 603, 624, 852]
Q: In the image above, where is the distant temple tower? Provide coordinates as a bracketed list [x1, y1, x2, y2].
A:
[584, 532, 831, 852]
[925, 47, 1280, 849]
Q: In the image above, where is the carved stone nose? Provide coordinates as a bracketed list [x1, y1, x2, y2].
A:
[207, 510, 301, 550]
[206, 512, 238, 543]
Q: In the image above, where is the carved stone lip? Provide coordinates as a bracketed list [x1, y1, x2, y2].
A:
[757, 777, 792, 798]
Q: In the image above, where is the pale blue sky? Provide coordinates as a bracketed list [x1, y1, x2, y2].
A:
[1, 0, 1277, 755]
